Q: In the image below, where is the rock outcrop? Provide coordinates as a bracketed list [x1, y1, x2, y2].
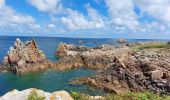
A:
[1, 38, 52, 74]
[70, 48, 170, 95]
[55, 43, 131, 70]
[0, 88, 73, 100]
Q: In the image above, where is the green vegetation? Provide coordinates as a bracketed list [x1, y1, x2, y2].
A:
[105, 91, 170, 100]
[166, 42, 170, 49]
[130, 42, 168, 51]
[71, 91, 170, 100]
[27, 89, 45, 100]
[71, 91, 90, 100]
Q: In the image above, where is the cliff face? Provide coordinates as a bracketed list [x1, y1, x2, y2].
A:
[1, 38, 52, 74]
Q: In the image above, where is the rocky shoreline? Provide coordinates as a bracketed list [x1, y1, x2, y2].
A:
[54, 41, 170, 95]
[0, 38, 170, 96]
[70, 44, 170, 95]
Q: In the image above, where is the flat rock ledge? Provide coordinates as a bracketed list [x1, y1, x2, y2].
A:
[55, 43, 131, 70]
[0, 88, 73, 100]
[0, 38, 53, 74]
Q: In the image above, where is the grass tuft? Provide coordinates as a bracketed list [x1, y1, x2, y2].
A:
[70, 91, 90, 100]
[27, 89, 45, 100]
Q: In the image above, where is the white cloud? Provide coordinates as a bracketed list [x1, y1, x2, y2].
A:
[28, 0, 105, 31]
[134, 0, 170, 23]
[105, 0, 139, 30]
[0, 0, 41, 34]
[102, 0, 170, 36]
[0, 0, 5, 7]
[131, 0, 170, 36]
[48, 23, 56, 28]
[61, 9, 91, 30]
[61, 4, 105, 31]
[85, 4, 105, 28]
[28, 0, 63, 14]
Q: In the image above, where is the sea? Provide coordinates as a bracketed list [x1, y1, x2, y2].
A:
[0, 36, 169, 96]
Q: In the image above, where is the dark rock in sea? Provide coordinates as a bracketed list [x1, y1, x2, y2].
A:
[1, 38, 53, 74]
[117, 38, 128, 48]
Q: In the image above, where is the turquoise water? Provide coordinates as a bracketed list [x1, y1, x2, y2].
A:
[0, 69, 105, 96]
[0, 36, 169, 96]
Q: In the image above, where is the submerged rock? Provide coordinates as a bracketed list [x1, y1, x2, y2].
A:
[1, 38, 52, 74]
[0, 88, 73, 100]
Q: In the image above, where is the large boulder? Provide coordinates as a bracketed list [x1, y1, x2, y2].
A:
[1, 38, 52, 74]
[0, 88, 73, 100]
[56, 43, 67, 57]
[150, 69, 163, 81]
[56, 43, 89, 57]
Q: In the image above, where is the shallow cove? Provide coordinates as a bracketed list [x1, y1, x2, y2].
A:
[0, 68, 105, 96]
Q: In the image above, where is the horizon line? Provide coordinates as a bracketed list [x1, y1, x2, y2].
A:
[0, 35, 170, 40]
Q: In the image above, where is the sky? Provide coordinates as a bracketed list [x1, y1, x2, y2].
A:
[0, 0, 170, 39]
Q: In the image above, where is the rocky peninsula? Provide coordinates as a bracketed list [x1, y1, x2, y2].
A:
[56, 42, 170, 95]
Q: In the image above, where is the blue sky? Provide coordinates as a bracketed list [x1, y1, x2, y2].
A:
[0, 0, 170, 39]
